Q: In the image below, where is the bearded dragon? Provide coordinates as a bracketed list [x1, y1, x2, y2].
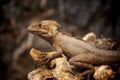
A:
[27, 20, 120, 74]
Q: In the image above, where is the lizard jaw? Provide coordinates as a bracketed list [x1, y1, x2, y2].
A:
[27, 26, 52, 38]
[27, 26, 47, 32]
[27, 26, 48, 34]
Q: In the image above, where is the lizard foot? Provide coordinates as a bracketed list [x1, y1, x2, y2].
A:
[38, 52, 49, 65]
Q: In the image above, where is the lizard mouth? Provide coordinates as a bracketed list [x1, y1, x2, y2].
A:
[27, 26, 52, 37]
[27, 27, 48, 33]
[27, 27, 51, 37]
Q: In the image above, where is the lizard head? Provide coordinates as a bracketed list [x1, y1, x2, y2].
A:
[27, 20, 60, 39]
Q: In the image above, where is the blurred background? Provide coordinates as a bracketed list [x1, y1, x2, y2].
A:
[0, 0, 120, 80]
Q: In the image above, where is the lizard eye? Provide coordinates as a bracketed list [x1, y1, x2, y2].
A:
[38, 24, 41, 27]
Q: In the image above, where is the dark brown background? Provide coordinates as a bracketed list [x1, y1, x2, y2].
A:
[0, 0, 120, 80]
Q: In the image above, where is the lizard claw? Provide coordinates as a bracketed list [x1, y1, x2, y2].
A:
[38, 52, 49, 65]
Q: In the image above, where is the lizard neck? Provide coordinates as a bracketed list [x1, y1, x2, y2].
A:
[51, 32, 59, 44]
[42, 31, 58, 45]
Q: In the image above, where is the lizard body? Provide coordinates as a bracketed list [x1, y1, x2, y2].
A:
[54, 32, 120, 64]
[27, 20, 120, 69]
[54, 33, 119, 57]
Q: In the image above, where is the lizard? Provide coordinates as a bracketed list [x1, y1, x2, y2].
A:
[27, 20, 120, 75]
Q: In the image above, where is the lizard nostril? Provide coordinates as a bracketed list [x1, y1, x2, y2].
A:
[27, 26, 31, 30]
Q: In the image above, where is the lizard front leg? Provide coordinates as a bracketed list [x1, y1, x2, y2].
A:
[47, 47, 63, 62]
[30, 47, 63, 65]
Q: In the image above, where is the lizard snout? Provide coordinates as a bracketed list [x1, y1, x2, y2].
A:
[27, 26, 33, 31]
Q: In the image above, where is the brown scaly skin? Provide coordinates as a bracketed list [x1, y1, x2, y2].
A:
[27, 20, 120, 75]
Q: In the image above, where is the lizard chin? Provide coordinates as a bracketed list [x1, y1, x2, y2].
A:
[41, 33, 53, 44]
